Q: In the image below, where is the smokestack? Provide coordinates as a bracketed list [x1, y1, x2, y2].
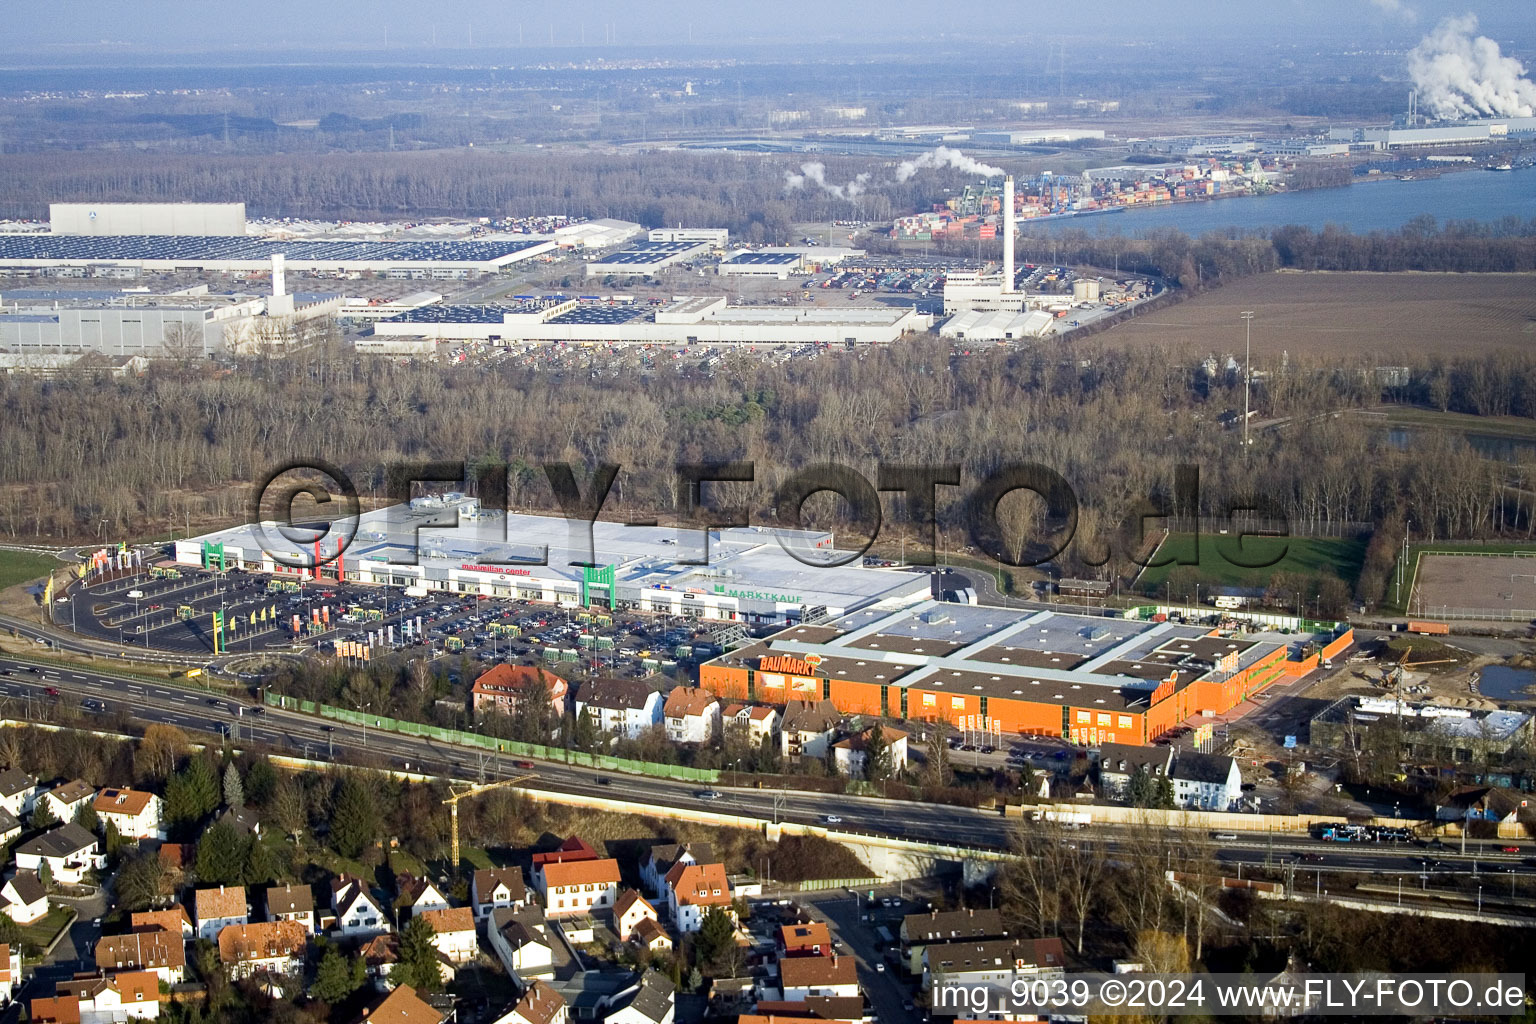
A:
[271, 254, 287, 298]
[1002, 176, 1016, 294]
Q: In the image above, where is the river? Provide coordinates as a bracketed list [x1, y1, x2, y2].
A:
[1040, 164, 1536, 237]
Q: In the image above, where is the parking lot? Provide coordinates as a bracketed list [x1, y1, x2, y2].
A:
[62, 563, 736, 678]
[744, 886, 938, 1024]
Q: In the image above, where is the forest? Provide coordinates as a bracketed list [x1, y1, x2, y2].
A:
[3, 326, 1534, 613]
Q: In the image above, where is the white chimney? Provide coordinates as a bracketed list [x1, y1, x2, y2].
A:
[271, 253, 287, 298]
[1002, 176, 1016, 294]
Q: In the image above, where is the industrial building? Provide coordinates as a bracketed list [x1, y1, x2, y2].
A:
[938, 308, 1056, 342]
[50, 202, 247, 237]
[175, 496, 930, 624]
[699, 603, 1354, 746]
[0, 235, 556, 277]
[372, 295, 928, 346]
[971, 129, 1105, 146]
[0, 275, 341, 358]
[716, 247, 860, 279]
[1310, 696, 1533, 765]
[1327, 124, 1511, 149]
[649, 228, 729, 247]
[585, 241, 711, 278]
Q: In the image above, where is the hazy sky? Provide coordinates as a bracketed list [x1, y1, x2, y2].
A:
[6, 0, 1532, 56]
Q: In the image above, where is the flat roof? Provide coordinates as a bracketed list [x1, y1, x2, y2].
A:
[721, 251, 802, 266]
[181, 504, 928, 611]
[0, 235, 549, 265]
[709, 601, 1281, 706]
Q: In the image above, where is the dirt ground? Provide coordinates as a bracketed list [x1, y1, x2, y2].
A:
[1096, 271, 1536, 358]
[1413, 554, 1536, 619]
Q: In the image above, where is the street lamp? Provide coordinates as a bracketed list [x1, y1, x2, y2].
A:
[1240, 311, 1254, 449]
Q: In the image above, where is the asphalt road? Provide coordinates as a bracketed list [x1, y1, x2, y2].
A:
[3, 654, 1533, 887]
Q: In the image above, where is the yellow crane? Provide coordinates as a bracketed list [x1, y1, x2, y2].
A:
[441, 775, 532, 870]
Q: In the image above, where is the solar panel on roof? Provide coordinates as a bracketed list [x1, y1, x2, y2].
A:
[0, 235, 545, 263]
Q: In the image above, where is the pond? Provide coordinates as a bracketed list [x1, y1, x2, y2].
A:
[1476, 664, 1536, 702]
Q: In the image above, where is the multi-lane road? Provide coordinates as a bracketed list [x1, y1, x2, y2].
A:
[2, 652, 1533, 885]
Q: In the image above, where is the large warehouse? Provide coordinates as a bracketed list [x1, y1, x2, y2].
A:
[0, 286, 342, 357]
[585, 240, 712, 277]
[174, 496, 930, 624]
[372, 295, 929, 346]
[0, 235, 556, 277]
[51, 202, 248, 237]
[699, 603, 1354, 745]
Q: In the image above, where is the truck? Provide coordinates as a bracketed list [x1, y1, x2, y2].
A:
[1031, 808, 1091, 827]
[404, 585, 430, 598]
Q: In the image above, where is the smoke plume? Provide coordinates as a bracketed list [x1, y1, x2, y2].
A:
[785, 147, 1004, 199]
[894, 146, 1006, 183]
[1408, 14, 1536, 118]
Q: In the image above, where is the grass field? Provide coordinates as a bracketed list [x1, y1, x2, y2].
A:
[1098, 271, 1536, 357]
[1138, 532, 1366, 590]
[0, 549, 60, 592]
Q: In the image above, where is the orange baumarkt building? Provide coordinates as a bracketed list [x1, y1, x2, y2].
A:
[698, 601, 1351, 747]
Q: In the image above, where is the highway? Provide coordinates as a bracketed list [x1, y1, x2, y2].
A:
[1, 652, 1533, 884]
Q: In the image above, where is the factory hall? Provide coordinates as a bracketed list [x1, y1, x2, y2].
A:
[700, 602, 1354, 745]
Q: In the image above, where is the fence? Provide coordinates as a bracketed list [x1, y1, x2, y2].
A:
[265, 693, 721, 782]
[794, 877, 884, 892]
[1167, 517, 1372, 539]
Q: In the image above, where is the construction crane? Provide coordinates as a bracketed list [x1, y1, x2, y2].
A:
[441, 775, 532, 870]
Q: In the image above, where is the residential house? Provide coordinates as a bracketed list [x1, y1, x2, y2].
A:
[900, 907, 1007, 975]
[921, 937, 1065, 992]
[29, 994, 80, 1024]
[778, 955, 859, 1000]
[534, 858, 620, 919]
[664, 861, 732, 933]
[58, 970, 160, 1020]
[354, 984, 446, 1024]
[418, 907, 478, 963]
[0, 808, 19, 848]
[663, 688, 721, 745]
[1438, 787, 1536, 837]
[779, 700, 841, 761]
[746, 998, 863, 1023]
[472, 664, 570, 719]
[472, 867, 528, 922]
[639, 842, 713, 900]
[265, 884, 316, 934]
[493, 979, 568, 1024]
[0, 871, 49, 924]
[722, 704, 781, 747]
[530, 836, 599, 868]
[397, 875, 451, 917]
[1169, 751, 1243, 811]
[573, 678, 664, 740]
[599, 971, 675, 1024]
[130, 907, 194, 942]
[95, 931, 186, 985]
[777, 921, 831, 958]
[15, 823, 105, 885]
[488, 906, 553, 982]
[0, 943, 18, 1007]
[831, 726, 908, 779]
[218, 920, 307, 979]
[90, 788, 163, 840]
[631, 918, 671, 954]
[1096, 743, 1174, 802]
[0, 768, 35, 820]
[360, 934, 400, 992]
[332, 875, 391, 938]
[194, 886, 248, 942]
[39, 780, 94, 823]
[613, 890, 658, 942]
[217, 807, 261, 837]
